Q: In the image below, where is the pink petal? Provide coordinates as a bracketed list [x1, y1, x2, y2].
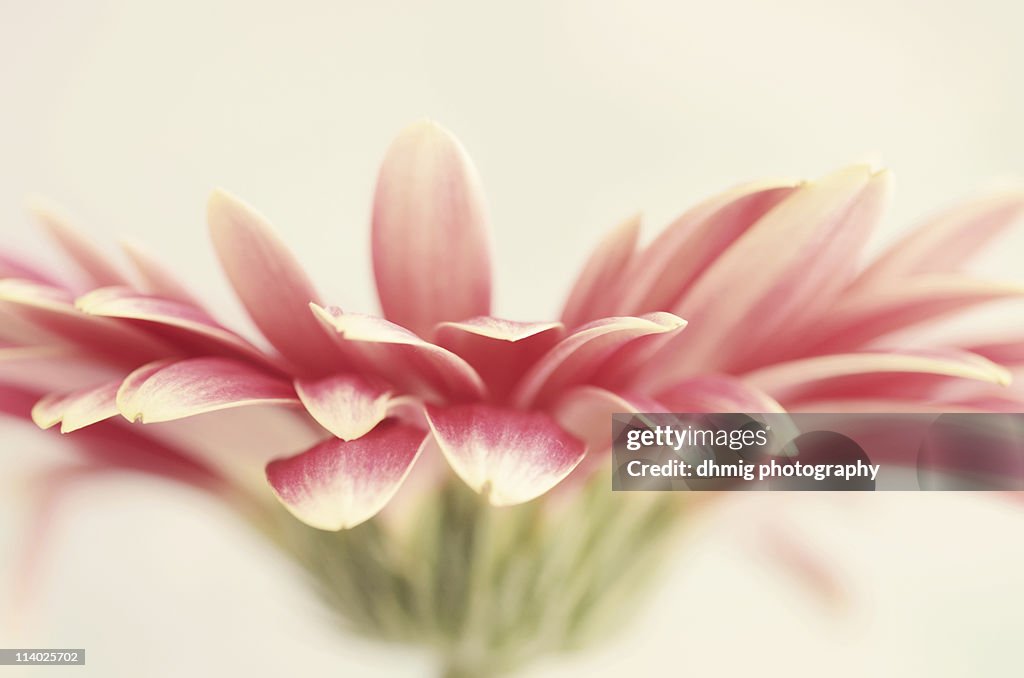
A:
[76, 287, 279, 368]
[967, 340, 1024, 367]
[0, 300, 54, 345]
[0, 252, 62, 287]
[310, 305, 486, 401]
[294, 374, 392, 441]
[266, 421, 428, 530]
[0, 396, 223, 485]
[743, 349, 1011, 405]
[657, 375, 786, 413]
[0, 344, 121, 393]
[784, 399, 983, 413]
[0, 279, 175, 365]
[117, 357, 299, 424]
[790, 276, 1024, 357]
[613, 181, 797, 315]
[372, 120, 492, 338]
[560, 214, 641, 328]
[425, 403, 585, 506]
[207, 189, 343, 375]
[116, 359, 176, 412]
[636, 167, 889, 386]
[510, 312, 686, 409]
[120, 240, 202, 306]
[434, 317, 564, 401]
[854, 189, 1024, 287]
[29, 198, 130, 288]
[31, 379, 120, 432]
[0, 382, 42, 420]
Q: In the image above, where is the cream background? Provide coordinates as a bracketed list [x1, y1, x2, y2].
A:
[1, 1, 1023, 676]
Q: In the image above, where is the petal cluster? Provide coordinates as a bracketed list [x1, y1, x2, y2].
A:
[2, 121, 1023, 531]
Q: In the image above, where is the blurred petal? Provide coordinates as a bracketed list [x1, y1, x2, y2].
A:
[118, 357, 298, 424]
[0, 252, 62, 287]
[435, 317, 564, 401]
[855, 189, 1024, 286]
[310, 305, 486, 401]
[372, 120, 492, 337]
[783, 399, 983, 413]
[120, 240, 202, 306]
[294, 374, 392, 441]
[32, 380, 119, 432]
[0, 345, 120, 393]
[511, 312, 686, 408]
[757, 524, 849, 611]
[266, 421, 427, 530]
[207, 189, 343, 375]
[76, 287, 277, 368]
[0, 382, 44, 419]
[29, 198, 130, 288]
[657, 375, 786, 413]
[0, 279, 175, 365]
[560, 214, 641, 328]
[614, 181, 797, 315]
[967, 340, 1024, 367]
[794, 276, 1024, 356]
[744, 349, 1011, 404]
[425, 403, 585, 506]
[12, 464, 109, 621]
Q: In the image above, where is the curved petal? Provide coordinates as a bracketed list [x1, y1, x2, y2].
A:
[434, 317, 564, 401]
[120, 240, 202, 306]
[116, 359, 176, 413]
[743, 349, 1011, 405]
[372, 120, 492, 338]
[657, 375, 786, 413]
[266, 421, 428, 530]
[118, 357, 299, 424]
[560, 213, 641, 328]
[854, 189, 1024, 286]
[310, 305, 486, 401]
[0, 279, 175, 365]
[510, 312, 686, 409]
[425, 403, 585, 506]
[76, 287, 279, 368]
[642, 167, 889, 382]
[613, 181, 797, 316]
[207, 189, 343, 375]
[294, 374, 392, 441]
[29, 198, 130, 288]
[32, 379, 120, 432]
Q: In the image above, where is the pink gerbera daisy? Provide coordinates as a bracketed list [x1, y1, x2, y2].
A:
[2, 120, 1022, 675]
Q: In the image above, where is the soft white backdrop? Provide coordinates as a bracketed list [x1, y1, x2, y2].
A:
[1, 1, 1023, 676]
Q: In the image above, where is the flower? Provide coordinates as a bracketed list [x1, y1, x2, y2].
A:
[2, 120, 1023, 675]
